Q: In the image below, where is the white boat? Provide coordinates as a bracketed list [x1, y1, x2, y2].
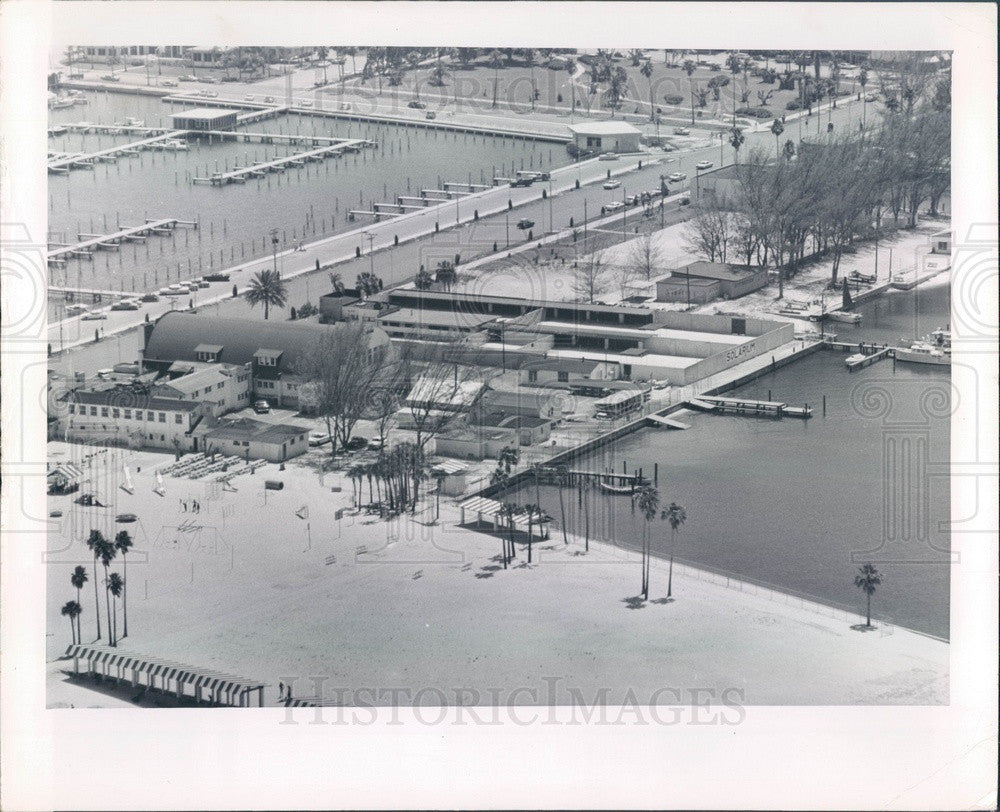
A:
[117, 117, 145, 128]
[895, 342, 950, 366]
[163, 139, 189, 151]
[50, 96, 77, 109]
[826, 310, 863, 324]
[844, 353, 866, 366]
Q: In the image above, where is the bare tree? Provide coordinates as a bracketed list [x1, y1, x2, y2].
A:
[627, 232, 665, 281]
[571, 254, 613, 303]
[684, 199, 734, 264]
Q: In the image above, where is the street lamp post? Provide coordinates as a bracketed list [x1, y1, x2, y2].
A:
[270, 229, 280, 279]
[363, 231, 375, 276]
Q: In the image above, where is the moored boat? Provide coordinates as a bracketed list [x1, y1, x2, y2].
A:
[895, 342, 950, 366]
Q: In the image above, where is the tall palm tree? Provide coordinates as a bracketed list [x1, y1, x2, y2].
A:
[565, 59, 576, 120]
[108, 573, 124, 646]
[501, 502, 519, 564]
[488, 50, 504, 109]
[85, 530, 105, 639]
[661, 502, 686, 598]
[634, 485, 659, 600]
[854, 563, 882, 628]
[61, 601, 82, 645]
[70, 565, 88, 642]
[98, 537, 118, 643]
[640, 59, 655, 121]
[114, 530, 133, 638]
[605, 66, 628, 118]
[729, 127, 745, 164]
[329, 272, 346, 295]
[770, 118, 785, 161]
[244, 269, 287, 320]
[858, 66, 869, 126]
[524, 49, 537, 110]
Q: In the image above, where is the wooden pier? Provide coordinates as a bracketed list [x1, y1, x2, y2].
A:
[688, 395, 813, 419]
[533, 467, 651, 489]
[646, 413, 690, 430]
[46, 218, 195, 265]
[194, 138, 371, 186]
[47, 130, 187, 173]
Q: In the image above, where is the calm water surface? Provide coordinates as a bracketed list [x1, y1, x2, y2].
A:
[521, 283, 952, 638]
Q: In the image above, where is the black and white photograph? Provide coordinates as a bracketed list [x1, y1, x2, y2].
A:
[1, 2, 997, 809]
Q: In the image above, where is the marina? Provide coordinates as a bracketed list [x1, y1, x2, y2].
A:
[47, 218, 196, 266]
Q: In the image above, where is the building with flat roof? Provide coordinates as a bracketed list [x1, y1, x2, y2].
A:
[195, 417, 312, 463]
[654, 262, 768, 302]
[170, 108, 239, 132]
[568, 121, 642, 154]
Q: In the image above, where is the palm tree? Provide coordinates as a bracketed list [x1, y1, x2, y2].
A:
[414, 267, 434, 290]
[98, 537, 118, 643]
[770, 118, 785, 161]
[488, 50, 504, 109]
[634, 485, 659, 600]
[858, 66, 869, 126]
[661, 502, 686, 598]
[729, 127, 745, 164]
[70, 565, 88, 642]
[114, 530, 133, 638]
[85, 530, 104, 639]
[108, 573, 124, 646]
[244, 269, 288, 320]
[356, 271, 381, 298]
[329, 272, 346, 295]
[854, 563, 882, 628]
[435, 260, 457, 291]
[640, 59, 655, 121]
[605, 66, 628, 118]
[783, 139, 796, 162]
[501, 502, 519, 564]
[565, 59, 577, 119]
[61, 601, 82, 645]
[524, 49, 538, 110]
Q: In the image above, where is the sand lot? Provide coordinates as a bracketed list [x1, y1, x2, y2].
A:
[46, 439, 947, 708]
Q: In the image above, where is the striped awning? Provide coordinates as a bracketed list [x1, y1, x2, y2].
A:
[458, 496, 546, 528]
[63, 645, 266, 696]
[49, 463, 84, 481]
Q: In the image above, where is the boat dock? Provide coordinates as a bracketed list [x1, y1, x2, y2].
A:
[845, 347, 893, 371]
[533, 467, 651, 488]
[46, 218, 196, 266]
[193, 139, 372, 186]
[687, 395, 813, 419]
[47, 130, 187, 173]
[822, 339, 895, 371]
[646, 414, 690, 430]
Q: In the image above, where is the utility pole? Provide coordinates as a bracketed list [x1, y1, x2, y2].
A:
[270, 228, 280, 278]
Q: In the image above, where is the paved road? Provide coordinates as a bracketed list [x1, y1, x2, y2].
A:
[49, 94, 868, 374]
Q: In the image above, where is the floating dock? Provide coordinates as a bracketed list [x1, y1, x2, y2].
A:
[688, 395, 813, 419]
[193, 138, 372, 186]
[47, 130, 187, 173]
[46, 218, 196, 265]
[646, 414, 690, 430]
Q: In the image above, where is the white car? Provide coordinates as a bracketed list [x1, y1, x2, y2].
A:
[605, 201, 625, 212]
[598, 152, 619, 161]
[160, 79, 178, 88]
[695, 160, 713, 170]
[668, 172, 687, 182]
[308, 431, 333, 447]
[602, 179, 622, 190]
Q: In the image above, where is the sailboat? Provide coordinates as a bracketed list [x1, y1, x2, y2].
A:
[826, 280, 862, 323]
[120, 462, 135, 494]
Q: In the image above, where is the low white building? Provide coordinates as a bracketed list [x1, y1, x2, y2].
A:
[568, 121, 642, 154]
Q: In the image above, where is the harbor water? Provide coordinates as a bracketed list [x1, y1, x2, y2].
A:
[522, 281, 952, 639]
[48, 91, 568, 297]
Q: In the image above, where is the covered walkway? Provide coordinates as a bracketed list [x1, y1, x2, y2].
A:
[64, 644, 268, 707]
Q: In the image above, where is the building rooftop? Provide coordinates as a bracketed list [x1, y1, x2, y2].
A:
[378, 307, 497, 330]
[568, 121, 642, 136]
[676, 261, 764, 282]
[69, 387, 201, 412]
[170, 108, 238, 121]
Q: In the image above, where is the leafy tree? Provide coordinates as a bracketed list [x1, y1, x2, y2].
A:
[244, 269, 288, 320]
[85, 530, 105, 640]
[640, 59, 655, 121]
[729, 127, 745, 164]
[435, 260, 457, 291]
[61, 601, 82, 645]
[661, 502, 686, 598]
[70, 565, 88, 642]
[108, 573, 124, 645]
[604, 66, 629, 117]
[114, 531, 133, 638]
[854, 563, 882, 628]
[414, 268, 434, 290]
[634, 485, 659, 600]
[356, 271, 381, 297]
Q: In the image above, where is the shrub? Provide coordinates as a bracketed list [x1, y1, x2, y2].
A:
[735, 107, 773, 119]
[785, 99, 803, 111]
[663, 94, 684, 105]
[707, 75, 730, 88]
[297, 302, 318, 319]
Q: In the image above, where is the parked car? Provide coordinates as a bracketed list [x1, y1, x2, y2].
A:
[511, 176, 534, 187]
[100, 74, 120, 82]
[110, 300, 140, 311]
[673, 127, 691, 136]
[178, 74, 198, 82]
[602, 179, 622, 190]
[203, 272, 231, 282]
[516, 218, 535, 230]
[407, 100, 426, 109]
[160, 79, 178, 88]
[624, 194, 640, 206]
[252, 400, 271, 414]
[345, 436, 368, 451]
[695, 160, 713, 170]
[598, 152, 618, 161]
[668, 172, 687, 182]
[263, 95, 276, 103]
[140, 293, 160, 303]
[82, 312, 107, 320]
[308, 431, 333, 447]
[605, 200, 625, 212]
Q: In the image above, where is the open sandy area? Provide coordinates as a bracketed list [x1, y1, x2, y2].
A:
[47, 439, 947, 708]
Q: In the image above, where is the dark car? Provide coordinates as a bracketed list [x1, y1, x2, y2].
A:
[345, 436, 368, 451]
[203, 272, 231, 282]
[511, 176, 534, 187]
[516, 218, 535, 230]
[407, 100, 426, 109]
[140, 293, 160, 303]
